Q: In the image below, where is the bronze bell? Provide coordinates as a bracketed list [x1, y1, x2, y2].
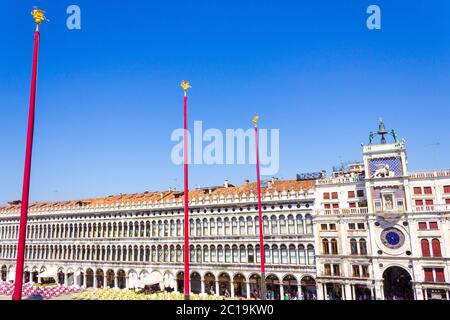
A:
[378, 119, 388, 144]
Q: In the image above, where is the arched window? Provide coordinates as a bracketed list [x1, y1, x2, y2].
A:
[196, 246, 202, 263]
[170, 221, 175, 237]
[432, 239, 441, 257]
[239, 217, 245, 235]
[232, 218, 238, 235]
[189, 220, 195, 236]
[225, 245, 231, 263]
[210, 219, 216, 236]
[350, 239, 358, 255]
[138, 222, 144, 237]
[203, 245, 209, 262]
[331, 239, 338, 254]
[289, 245, 297, 264]
[176, 220, 182, 236]
[255, 244, 260, 263]
[296, 215, 304, 234]
[307, 245, 315, 265]
[305, 214, 313, 234]
[359, 239, 367, 255]
[196, 219, 201, 237]
[145, 222, 150, 237]
[240, 245, 247, 263]
[129, 222, 134, 237]
[217, 245, 224, 262]
[151, 222, 156, 237]
[210, 246, 216, 262]
[263, 216, 269, 235]
[169, 246, 174, 262]
[272, 245, 279, 264]
[421, 239, 430, 257]
[247, 217, 253, 235]
[264, 245, 271, 263]
[217, 218, 223, 236]
[164, 221, 169, 237]
[176, 246, 182, 262]
[280, 245, 288, 264]
[271, 216, 278, 235]
[224, 218, 230, 235]
[232, 245, 238, 262]
[248, 245, 255, 263]
[202, 219, 208, 236]
[158, 220, 164, 237]
[288, 215, 295, 234]
[322, 239, 329, 254]
[190, 245, 195, 262]
[279, 216, 286, 234]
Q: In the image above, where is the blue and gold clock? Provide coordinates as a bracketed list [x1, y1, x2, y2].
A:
[381, 228, 405, 249]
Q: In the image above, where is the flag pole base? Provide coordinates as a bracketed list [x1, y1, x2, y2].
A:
[184, 294, 190, 300]
[260, 272, 266, 300]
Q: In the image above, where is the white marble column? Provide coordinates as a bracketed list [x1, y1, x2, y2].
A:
[215, 281, 220, 296]
[246, 282, 251, 299]
[279, 285, 284, 300]
[230, 282, 235, 298]
[344, 284, 352, 300]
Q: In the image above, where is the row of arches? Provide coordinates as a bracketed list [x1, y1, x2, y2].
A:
[0, 214, 314, 240]
[11, 265, 317, 300]
[0, 243, 315, 266]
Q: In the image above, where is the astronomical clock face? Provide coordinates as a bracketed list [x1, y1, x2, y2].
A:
[380, 228, 405, 249]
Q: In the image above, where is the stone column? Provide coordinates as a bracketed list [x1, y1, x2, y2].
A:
[297, 285, 302, 299]
[316, 282, 324, 300]
[215, 281, 220, 296]
[424, 289, 428, 300]
[230, 282, 235, 298]
[351, 284, 356, 300]
[246, 282, 251, 299]
[279, 285, 284, 300]
[344, 284, 352, 300]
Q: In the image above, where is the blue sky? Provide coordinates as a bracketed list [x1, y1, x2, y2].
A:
[1, 0, 450, 204]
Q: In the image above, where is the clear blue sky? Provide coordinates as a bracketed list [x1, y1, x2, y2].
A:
[1, 0, 450, 204]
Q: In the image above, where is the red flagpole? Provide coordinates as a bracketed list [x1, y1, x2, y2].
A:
[254, 116, 266, 300]
[181, 81, 191, 300]
[13, 10, 45, 300]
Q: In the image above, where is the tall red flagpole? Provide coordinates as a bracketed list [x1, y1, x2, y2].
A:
[253, 116, 266, 300]
[181, 80, 191, 300]
[13, 8, 46, 301]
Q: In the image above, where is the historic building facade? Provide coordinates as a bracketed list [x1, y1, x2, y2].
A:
[314, 122, 450, 300]
[0, 179, 318, 300]
[0, 121, 449, 300]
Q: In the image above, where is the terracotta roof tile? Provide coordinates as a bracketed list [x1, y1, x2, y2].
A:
[0, 179, 315, 214]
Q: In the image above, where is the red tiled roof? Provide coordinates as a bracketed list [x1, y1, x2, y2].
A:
[0, 179, 315, 213]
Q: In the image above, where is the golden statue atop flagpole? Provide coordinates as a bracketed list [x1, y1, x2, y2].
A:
[31, 7, 47, 30]
[180, 80, 191, 93]
[253, 115, 259, 128]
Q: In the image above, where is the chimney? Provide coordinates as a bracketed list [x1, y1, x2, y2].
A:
[224, 180, 229, 188]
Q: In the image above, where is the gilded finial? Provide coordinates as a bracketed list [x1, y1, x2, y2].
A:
[31, 7, 47, 30]
[181, 80, 191, 93]
[253, 115, 259, 127]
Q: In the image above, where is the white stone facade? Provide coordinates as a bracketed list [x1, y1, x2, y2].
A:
[0, 136, 449, 300]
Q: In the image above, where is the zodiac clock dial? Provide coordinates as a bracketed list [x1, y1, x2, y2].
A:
[380, 228, 405, 249]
